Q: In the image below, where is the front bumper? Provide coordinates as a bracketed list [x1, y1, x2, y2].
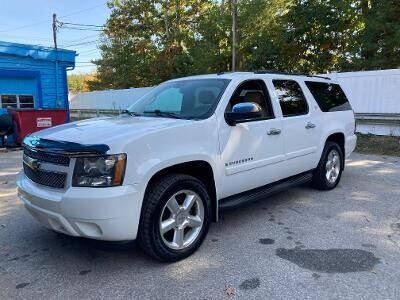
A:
[17, 172, 142, 241]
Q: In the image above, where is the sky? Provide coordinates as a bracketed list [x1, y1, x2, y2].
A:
[0, 0, 110, 74]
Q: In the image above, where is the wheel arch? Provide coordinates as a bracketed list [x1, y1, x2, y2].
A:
[143, 160, 218, 222]
[324, 132, 345, 169]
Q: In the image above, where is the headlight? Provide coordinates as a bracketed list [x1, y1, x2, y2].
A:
[72, 154, 127, 187]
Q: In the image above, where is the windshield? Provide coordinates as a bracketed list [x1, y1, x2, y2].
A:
[127, 79, 230, 120]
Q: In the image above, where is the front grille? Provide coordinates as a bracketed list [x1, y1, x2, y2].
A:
[23, 147, 70, 166]
[23, 163, 67, 189]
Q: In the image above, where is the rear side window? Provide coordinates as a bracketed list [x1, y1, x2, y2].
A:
[305, 81, 352, 112]
[272, 80, 308, 117]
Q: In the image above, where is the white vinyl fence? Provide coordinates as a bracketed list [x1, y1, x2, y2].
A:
[69, 87, 153, 121]
[327, 69, 400, 136]
[69, 87, 152, 110]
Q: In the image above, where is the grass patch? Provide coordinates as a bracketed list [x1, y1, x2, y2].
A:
[355, 133, 400, 157]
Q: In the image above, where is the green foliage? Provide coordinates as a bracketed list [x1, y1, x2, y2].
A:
[68, 74, 95, 93]
[89, 0, 226, 90]
[357, 0, 400, 70]
[89, 0, 400, 90]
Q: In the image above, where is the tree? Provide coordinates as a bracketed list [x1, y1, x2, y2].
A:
[237, 0, 294, 71]
[89, 0, 225, 90]
[280, 0, 363, 73]
[357, 0, 400, 70]
[68, 73, 95, 93]
[90, 0, 400, 90]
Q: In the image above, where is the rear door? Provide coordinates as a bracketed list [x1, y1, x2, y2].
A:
[271, 79, 319, 174]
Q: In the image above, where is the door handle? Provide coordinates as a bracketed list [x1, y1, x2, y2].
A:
[267, 128, 281, 135]
[305, 122, 316, 129]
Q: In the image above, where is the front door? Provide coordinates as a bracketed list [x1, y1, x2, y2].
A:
[218, 79, 286, 198]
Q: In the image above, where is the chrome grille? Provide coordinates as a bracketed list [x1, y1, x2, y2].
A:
[23, 164, 67, 189]
[23, 146, 70, 166]
[22, 146, 70, 189]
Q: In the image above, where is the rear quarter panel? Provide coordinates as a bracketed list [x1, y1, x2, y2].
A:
[299, 79, 356, 167]
[313, 110, 356, 166]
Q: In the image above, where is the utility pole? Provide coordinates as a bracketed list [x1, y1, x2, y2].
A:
[52, 13, 58, 49]
[52, 13, 59, 104]
[231, 0, 238, 71]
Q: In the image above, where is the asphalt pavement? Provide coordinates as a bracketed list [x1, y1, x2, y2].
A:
[1, 150, 400, 299]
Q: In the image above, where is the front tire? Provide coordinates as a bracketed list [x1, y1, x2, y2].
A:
[312, 141, 343, 190]
[138, 174, 211, 262]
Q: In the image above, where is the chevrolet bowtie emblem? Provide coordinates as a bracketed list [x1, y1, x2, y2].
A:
[23, 154, 41, 171]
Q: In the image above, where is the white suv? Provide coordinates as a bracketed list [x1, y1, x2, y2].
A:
[17, 72, 357, 261]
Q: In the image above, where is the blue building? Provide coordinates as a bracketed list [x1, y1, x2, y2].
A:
[0, 41, 76, 114]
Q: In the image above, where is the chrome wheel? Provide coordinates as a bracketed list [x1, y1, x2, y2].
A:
[325, 149, 340, 184]
[159, 190, 204, 250]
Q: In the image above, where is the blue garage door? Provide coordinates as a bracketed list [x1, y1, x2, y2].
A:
[0, 76, 38, 109]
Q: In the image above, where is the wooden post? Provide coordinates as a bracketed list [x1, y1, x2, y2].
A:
[52, 14, 58, 49]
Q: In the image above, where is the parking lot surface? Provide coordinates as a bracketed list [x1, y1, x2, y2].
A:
[1, 150, 400, 299]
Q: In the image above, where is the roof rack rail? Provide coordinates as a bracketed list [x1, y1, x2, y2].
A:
[254, 70, 288, 75]
[217, 71, 234, 76]
[308, 74, 331, 80]
[253, 70, 331, 80]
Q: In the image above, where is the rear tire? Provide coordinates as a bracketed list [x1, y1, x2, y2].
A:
[312, 141, 343, 190]
[138, 174, 211, 262]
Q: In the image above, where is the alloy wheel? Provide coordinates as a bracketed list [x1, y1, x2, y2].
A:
[325, 149, 340, 184]
[159, 190, 204, 250]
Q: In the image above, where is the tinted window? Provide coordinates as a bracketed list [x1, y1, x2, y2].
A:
[1, 95, 17, 109]
[273, 80, 308, 117]
[226, 80, 274, 120]
[305, 81, 352, 112]
[0, 95, 35, 109]
[19, 95, 35, 109]
[128, 79, 230, 119]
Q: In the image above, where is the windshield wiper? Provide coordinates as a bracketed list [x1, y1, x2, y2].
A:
[121, 110, 141, 117]
[143, 110, 183, 119]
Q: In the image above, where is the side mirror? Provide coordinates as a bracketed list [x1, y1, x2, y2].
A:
[225, 102, 262, 126]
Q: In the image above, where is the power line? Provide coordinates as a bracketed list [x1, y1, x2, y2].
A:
[57, 20, 106, 32]
[60, 34, 100, 44]
[59, 22, 105, 28]
[0, 33, 54, 42]
[0, 20, 49, 34]
[74, 64, 97, 68]
[62, 39, 99, 48]
[0, 3, 106, 33]
[77, 48, 100, 54]
[61, 3, 107, 18]
[60, 26, 104, 32]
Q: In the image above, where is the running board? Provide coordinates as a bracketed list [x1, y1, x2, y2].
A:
[219, 172, 313, 211]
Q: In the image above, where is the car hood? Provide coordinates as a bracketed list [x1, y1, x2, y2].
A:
[33, 116, 190, 147]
